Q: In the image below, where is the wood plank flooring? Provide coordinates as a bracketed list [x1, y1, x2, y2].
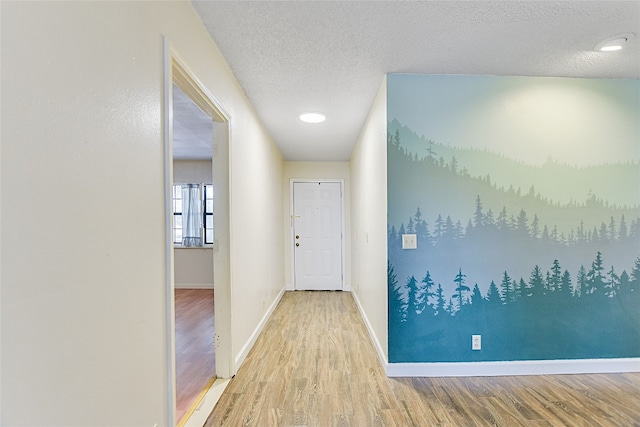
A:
[205, 291, 640, 426]
[175, 289, 216, 424]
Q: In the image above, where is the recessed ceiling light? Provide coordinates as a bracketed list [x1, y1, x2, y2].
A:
[595, 33, 634, 52]
[299, 112, 326, 123]
[600, 43, 623, 52]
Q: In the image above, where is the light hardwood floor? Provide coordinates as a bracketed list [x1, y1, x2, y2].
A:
[205, 291, 640, 426]
[175, 289, 216, 424]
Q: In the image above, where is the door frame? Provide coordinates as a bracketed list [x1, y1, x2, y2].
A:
[290, 179, 346, 291]
[163, 39, 233, 425]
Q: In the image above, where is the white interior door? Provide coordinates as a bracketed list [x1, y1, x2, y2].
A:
[293, 181, 343, 290]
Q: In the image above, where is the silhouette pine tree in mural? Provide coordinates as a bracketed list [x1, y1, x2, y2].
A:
[619, 215, 628, 240]
[471, 284, 484, 311]
[516, 278, 526, 301]
[609, 216, 617, 241]
[485, 209, 495, 230]
[497, 206, 509, 231]
[577, 221, 586, 244]
[465, 219, 473, 236]
[531, 214, 540, 240]
[486, 280, 502, 306]
[443, 216, 455, 243]
[545, 271, 553, 295]
[450, 156, 459, 174]
[599, 222, 609, 244]
[605, 265, 620, 297]
[435, 284, 446, 316]
[586, 251, 606, 296]
[576, 265, 588, 298]
[558, 229, 567, 247]
[433, 214, 444, 245]
[619, 270, 632, 295]
[453, 268, 470, 312]
[529, 265, 545, 299]
[414, 207, 431, 246]
[541, 225, 550, 245]
[420, 271, 436, 316]
[446, 296, 454, 315]
[407, 217, 415, 234]
[405, 275, 420, 323]
[501, 271, 514, 304]
[426, 139, 437, 159]
[516, 209, 529, 240]
[549, 259, 562, 293]
[473, 195, 484, 228]
[561, 269, 573, 300]
[454, 220, 464, 240]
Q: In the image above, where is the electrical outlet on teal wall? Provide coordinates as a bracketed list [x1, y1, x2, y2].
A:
[386, 74, 640, 363]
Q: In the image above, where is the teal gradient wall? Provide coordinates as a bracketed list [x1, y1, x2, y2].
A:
[387, 74, 640, 363]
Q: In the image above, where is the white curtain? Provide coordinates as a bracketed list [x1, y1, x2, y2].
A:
[182, 184, 202, 247]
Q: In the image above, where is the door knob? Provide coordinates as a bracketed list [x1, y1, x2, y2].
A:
[295, 243, 300, 247]
[295, 235, 300, 239]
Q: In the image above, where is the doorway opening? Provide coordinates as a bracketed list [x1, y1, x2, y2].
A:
[165, 46, 232, 427]
[172, 82, 215, 424]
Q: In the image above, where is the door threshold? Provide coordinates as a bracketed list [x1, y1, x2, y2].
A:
[180, 378, 230, 427]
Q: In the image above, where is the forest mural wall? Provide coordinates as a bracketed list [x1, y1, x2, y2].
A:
[387, 74, 640, 363]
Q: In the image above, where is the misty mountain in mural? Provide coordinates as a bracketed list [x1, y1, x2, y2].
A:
[387, 121, 640, 363]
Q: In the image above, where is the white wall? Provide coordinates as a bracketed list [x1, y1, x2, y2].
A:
[173, 159, 212, 184]
[174, 248, 214, 288]
[230, 123, 285, 369]
[283, 162, 351, 290]
[173, 160, 214, 288]
[0, 2, 283, 426]
[350, 78, 389, 363]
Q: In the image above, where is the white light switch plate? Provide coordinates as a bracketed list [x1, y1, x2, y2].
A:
[402, 234, 417, 249]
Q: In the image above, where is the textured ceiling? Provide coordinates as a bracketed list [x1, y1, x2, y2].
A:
[173, 84, 213, 160]
[188, 0, 639, 162]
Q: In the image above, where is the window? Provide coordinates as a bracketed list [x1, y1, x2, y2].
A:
[203, 184, 214, 244]
[173, 185, 184, 244]
[173, 183, 214, 246]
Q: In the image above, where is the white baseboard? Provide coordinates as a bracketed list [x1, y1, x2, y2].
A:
[351, 290, 388, 367]
[234, 286, 285, 371]
[175, 283, 214, 289]
[387, 358, 640, 377]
